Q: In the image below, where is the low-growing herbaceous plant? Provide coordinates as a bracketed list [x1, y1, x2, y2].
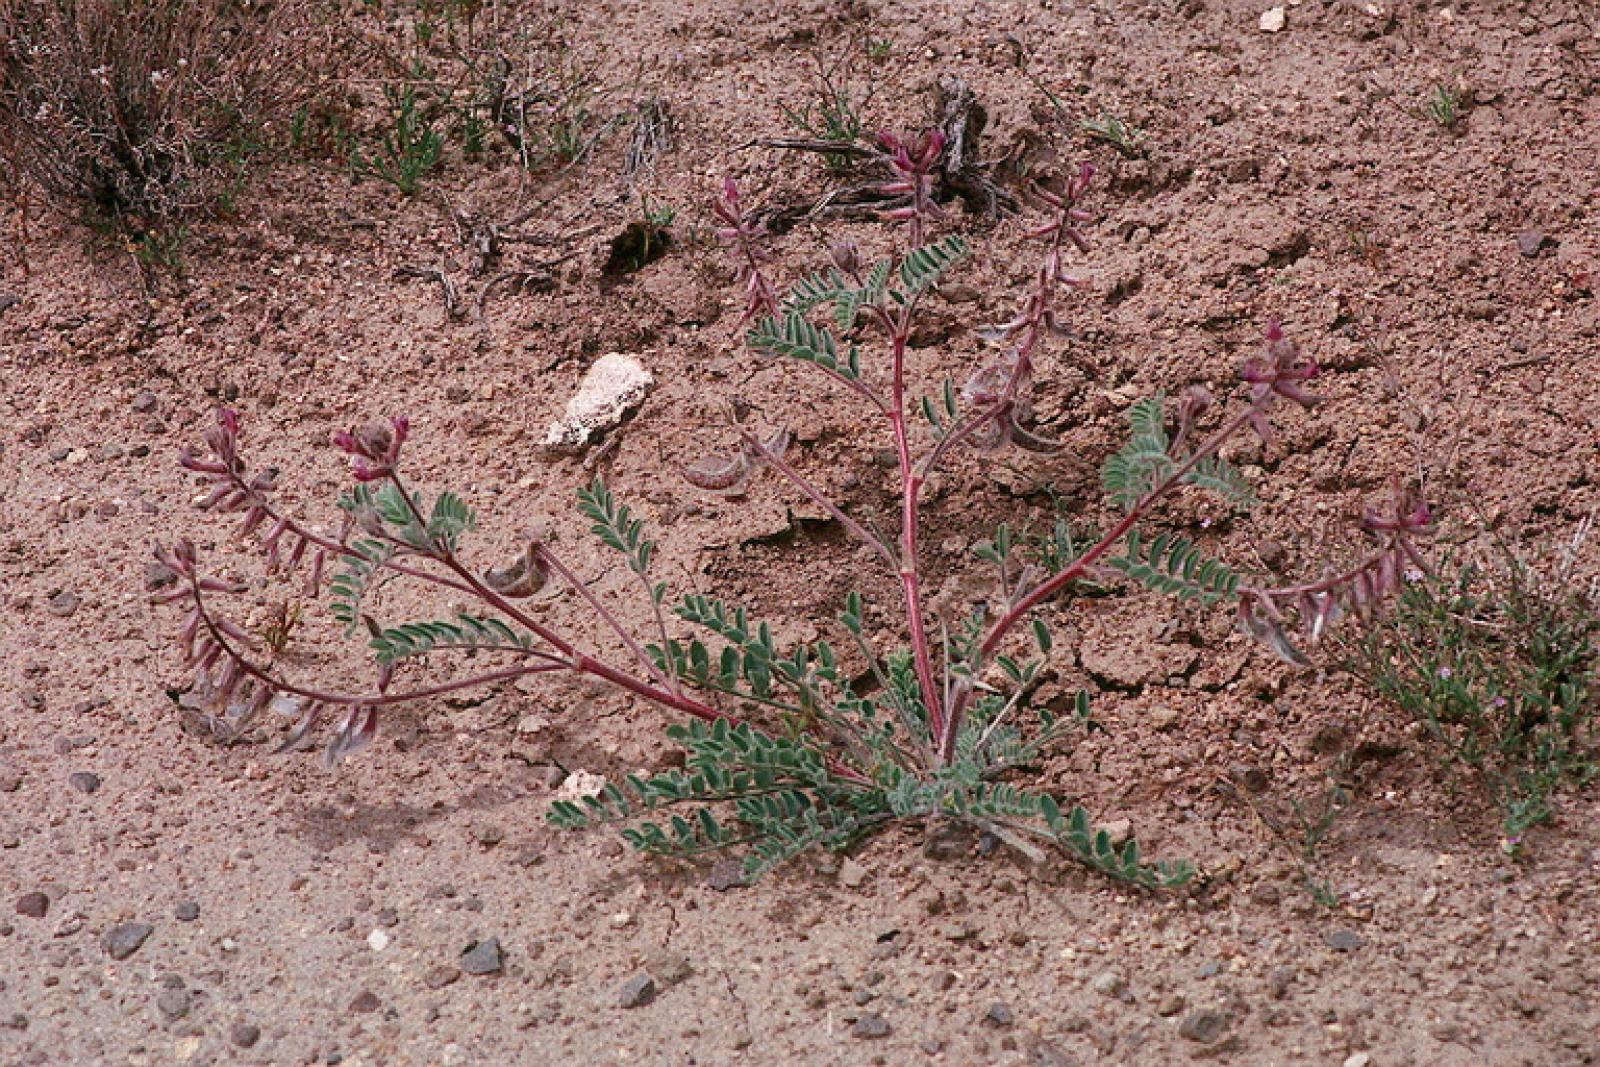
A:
[155, 130, 1432, 888]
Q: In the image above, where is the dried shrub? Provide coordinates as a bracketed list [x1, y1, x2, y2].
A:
[0, 0, 319, 241]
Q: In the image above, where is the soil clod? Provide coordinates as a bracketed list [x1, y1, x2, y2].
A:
[156, 985, 192, 1021]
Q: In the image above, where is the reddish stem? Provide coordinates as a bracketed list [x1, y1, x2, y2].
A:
[187, 580, 570, 709]
[887, 325, 945, 742]
[534, 544, 675, 691]
[740, 429, 895, 567]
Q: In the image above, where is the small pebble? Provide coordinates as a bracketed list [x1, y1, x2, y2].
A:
[839, 858, 869, 889]
[366, 929, 389, 952]
[1029, 1040, 1072, 1067]
[1090, 971, 1126, 997]
[706, 860, 745, 891]
[1517, 231, 1548, 258]
[102, 922, 154, 960]
[174, 901, 200, 922]
[1324, 929, 1365, 952]
[984, 1002, 1015, 1028]
[47, 591, 81, 617]
[16, 893, 48, 919]
[423, 966, 459, 990]
[69, 771, 101, 795]
[1267, 967, 1296, 999]
[230, 1023, 261, 1048]
[460, 937, 502, 975]
[1229, 764, 1269, 792]
[851, 1013, 891, 1039]
[144, 562, 178, 590]
[156, 986, 192, 1021]
[645, 952, 693, 987]
[619, 974, 656, 1009]
[1178, 1009, 1231, 1044]
[349, 991, 380, 1014]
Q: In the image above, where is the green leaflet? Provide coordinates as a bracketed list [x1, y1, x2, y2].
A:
[1183, 455, 1254, 508]
[781, 268, 850, 316]
[577, 476, 654, 575]
[1101, 393, 1255, 511]
[426, 490, 475, 552]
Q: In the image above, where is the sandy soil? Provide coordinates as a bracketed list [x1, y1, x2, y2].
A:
[2, 0, 1599, 1064]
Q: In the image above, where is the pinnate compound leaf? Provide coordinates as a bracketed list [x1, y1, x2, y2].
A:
[1101, 395, 1174, 510]
[747, 312, 858, 380]
[426, 490, 475, 550]
[369, 613, 529, 666]
[1110, 528, 1239, 604]
[896, 235, 969, 296]
[328, 539, 394, 634]
[1183, 455, 1254, 509]
[577, 477, 655, 574]
[782, 269, 850, 316]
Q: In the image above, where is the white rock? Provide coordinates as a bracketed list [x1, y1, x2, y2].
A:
[367, 928, 390, 952]
[542, 352, 654, 451]
[1343, 1054, 1371, 1067]
[554, 768, 608, 803]
[1259, 6, 1286, 31]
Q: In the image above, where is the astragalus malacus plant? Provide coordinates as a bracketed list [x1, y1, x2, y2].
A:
[158, 129, 1428, 887]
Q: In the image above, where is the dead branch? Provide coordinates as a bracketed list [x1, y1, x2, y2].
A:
[394, 265, 465, 321]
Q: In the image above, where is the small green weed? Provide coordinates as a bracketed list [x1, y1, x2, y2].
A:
[352, 82, 444, 196]
[1348, 547, 1597, 853]
[781, 51, 873, 171]
[130, 226, 187, 273]
[1081, 113, 1147, 158]
[1424, 84, 1463, 130]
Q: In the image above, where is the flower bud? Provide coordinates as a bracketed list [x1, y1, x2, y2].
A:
[829, 240, 862, 275]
